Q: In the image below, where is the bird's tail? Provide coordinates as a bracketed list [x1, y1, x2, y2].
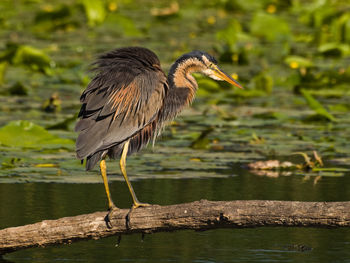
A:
[85, 151, 105, 171]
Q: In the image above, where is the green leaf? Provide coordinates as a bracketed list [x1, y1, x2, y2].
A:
[253, 72, 273, 93]
[197, 77, 221, 92]
[0, 120, 74, 149]
[12, 45, 52, 74]
[318, 43, 350, 57]
[0, 61, 7, 84]
[284, 56, 313, 68]
[253, 111, 287, 120]
[81, 0, 107, 27]
[1, 157, 22, 169]
[300, 89, 336, 122]
[216, 19, 242, 48]
[46, 114, 77, 130]
[312, 167, 349, 172]
[35, 4, 72, 23]
[33, 4, 79, 32]
[113, 14, 142, 37]
[330, 13, 350, 44]
[250, 12, 291, 42]
[190, 127, 214, 150]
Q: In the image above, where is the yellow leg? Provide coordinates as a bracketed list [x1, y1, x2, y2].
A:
[99, 159, 116, 210]
[120, 140, 149, 208]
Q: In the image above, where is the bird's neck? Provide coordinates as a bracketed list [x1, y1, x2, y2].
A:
[168, 57, 203, 105]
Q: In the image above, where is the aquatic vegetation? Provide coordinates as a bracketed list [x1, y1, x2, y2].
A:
[300, 89, 336, 122]
[0, 43, 53, 74]
[0, 62, 7, 85]
[6, 81, 29, 96]
[42, 93, 61, 113]
[80, 0, 107, 27]
[250, 12, 291, 42]
[0, 120, 73, 149]
[0, 0, 349, 183]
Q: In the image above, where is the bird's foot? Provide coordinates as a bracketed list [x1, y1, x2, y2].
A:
[132, 201, 151, 209]
[104, 205, 119, 229]
[126, 202, 152, 229]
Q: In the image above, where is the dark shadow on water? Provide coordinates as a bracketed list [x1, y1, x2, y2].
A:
[0, 256, 15, 263]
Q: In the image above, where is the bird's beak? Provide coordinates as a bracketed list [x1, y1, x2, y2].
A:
[213, 66, 243, 89]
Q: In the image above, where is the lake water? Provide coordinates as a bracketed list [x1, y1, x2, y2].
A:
[1, 171, 350, 263]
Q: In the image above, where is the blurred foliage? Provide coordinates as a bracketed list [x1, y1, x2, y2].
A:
[42, 93, 61, 113]
[7, 81, 29, 96]
[252, 72, 273, 94]
[150, 2, 179, 18]
[80, 0, 107, 27]
[0, 43, 53, 74]
[250, 12, 291, 42]
[33, 4, 80, 32]
[284, 56, 313, 68]
[190, 126, 214, 150]
[0, 62, 7, 85]
[111, 14, 143, 36]
[300, 89, 336, 122]
[0, 121, 73, 149]
[0, 0, 349, 181]
[46, 114, 77, 130]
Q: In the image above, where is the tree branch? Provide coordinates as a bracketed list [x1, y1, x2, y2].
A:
[1, 200, 350, 255]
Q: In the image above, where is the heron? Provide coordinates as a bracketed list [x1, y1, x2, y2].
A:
[75, 47, 243, 212]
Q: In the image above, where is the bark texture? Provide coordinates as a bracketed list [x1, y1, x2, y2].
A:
[1, 200, 350, 255]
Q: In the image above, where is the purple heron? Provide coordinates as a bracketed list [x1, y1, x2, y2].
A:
[75, 47, 243, 213]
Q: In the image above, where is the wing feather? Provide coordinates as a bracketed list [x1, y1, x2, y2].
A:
[75, 50, 167, 162]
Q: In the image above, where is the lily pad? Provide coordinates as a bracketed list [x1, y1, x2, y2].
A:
[46, 114, 77, 130]
[112, 14, 143, 37]
[253, 111, 287, 120]
[0, 120, 74, 149]
[35, 4, 73, 23]
[250, 12, 291, 42]
[81, 0, 106, 27]
[300, 89, 336, 122]
[34, 4, 79, 32]
[11, 45, 53, 74]
[190, 127, 214, 150]
[1, 157, 22, 169]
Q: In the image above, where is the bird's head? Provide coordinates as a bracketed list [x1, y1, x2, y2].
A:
[170, 51, 243, 90]
[195, 51, 243, 89]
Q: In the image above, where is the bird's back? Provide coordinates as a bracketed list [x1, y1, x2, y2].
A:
[75, 47, 168, 170]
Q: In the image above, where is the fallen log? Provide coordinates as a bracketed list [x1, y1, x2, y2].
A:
[1, 199, 350, 255]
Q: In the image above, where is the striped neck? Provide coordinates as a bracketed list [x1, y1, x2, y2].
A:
[169, 51, 212, 93]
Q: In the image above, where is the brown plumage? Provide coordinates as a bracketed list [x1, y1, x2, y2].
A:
[75, 47, 243, 210]
[76, 47, 167, 170]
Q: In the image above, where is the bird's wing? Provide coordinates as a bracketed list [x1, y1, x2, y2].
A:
[75, 67, 167, 159]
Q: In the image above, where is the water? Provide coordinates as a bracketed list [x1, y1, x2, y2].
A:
[1, 173, 350, 262]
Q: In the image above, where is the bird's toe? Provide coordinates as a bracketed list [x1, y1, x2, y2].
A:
[104, 205, 119, 228]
